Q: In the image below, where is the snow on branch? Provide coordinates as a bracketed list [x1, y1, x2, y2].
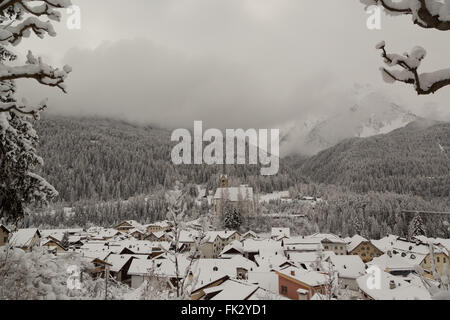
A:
[361, 0, 450, 30]
[0, 97, 47, 119]
[0, 51, 71, 92]
[377, 41, 450, 95]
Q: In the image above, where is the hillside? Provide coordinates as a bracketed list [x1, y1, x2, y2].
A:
[34, 115, 305, 204]
[299, 119, 450, 198]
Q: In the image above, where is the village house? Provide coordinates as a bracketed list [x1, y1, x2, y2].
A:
[0, 224, 10, 246]
[9, 228, 41, 252]
[193, 231, 241, 259]
[271, 228, 290, 241]
[192, 278, 264, 300]
[113, 220, 143, 234]
[219, 240, 244, 259]
[367, 251, 416, 277]
[356, 271, 431, 300]
[241, 230, 258, 241]
[308, 233, 347, 256]
[105, 254, 137, 284]
[145, 231, 169, 242]
[275, 266, 327, 300]
[129, 229, 146, 240]
[42, 236, 67, 253]
[347, 235, 383, 263]
[326, 255, 365, 292]
[145, 221, 171, 234]
[389, 238, 450, 279]
[420, 249, 450, 279]
[283, 237, 323, 255]
[190, 275, 231, 300]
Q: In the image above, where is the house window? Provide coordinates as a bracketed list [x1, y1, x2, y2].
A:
[437, 257, 440, 263]
[3, 237, 7, 243]
[281, 286, 288, 295]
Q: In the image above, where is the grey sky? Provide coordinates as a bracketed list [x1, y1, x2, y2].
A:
[14, 0, 450, 130]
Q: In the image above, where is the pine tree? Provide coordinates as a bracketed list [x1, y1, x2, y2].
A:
[224, 208, 242, 230]
[61, 232, 70, 249]
[0, 1, 72, 223]
[408, 213, 426, 239]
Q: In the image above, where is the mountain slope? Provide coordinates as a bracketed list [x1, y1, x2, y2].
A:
[280, 89, 419, 156]
[299, 119, 450, 197]
[34, 115, 304, 203]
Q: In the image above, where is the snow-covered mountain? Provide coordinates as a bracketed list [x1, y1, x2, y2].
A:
[280, 89, 419, 156]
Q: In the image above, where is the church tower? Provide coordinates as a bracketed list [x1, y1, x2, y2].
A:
[219, 162, 228, 188]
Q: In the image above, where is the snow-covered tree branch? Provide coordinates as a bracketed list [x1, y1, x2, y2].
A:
[362, 0, 450, 30]
[377, 42, 450, 95]
[362, 0, 450, 95]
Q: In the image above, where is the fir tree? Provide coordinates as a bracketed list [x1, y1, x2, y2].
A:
[224, 208, 242, 230]
[408, 213, 426, 239]
[61, 232, 70, 249]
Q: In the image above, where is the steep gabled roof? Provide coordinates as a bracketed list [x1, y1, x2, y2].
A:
[0, 224, 10, 234]
[9, 228, 41, 248]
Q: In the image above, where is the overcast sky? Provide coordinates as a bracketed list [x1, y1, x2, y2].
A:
[14, 0, 450, 130]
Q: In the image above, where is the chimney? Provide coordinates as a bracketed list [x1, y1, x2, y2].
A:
[387, 250, 392, 258]
[389, 280, 396, 290]
[291, 270, 296, 276]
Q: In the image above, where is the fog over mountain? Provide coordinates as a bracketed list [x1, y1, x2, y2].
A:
[14, 0, 450, 140]
[280, 85, 421, 156]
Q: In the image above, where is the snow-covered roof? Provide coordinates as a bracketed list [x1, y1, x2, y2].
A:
[194, 256, 257, 278]
[179, 230, 200, 243]
[271, 228, 290, 239]
[259, 191, 290, 203]
[357, 271, 431, 300]
[147, 231, 166, 239]
[219, 240, 244, 257]
[113, 239, 170, 254]
[347, 235, 369, 252]
[276, 266, 328, 287]
[243, 239, 283, 254]
[214, 185, 254, 202]
[308, 233, 346, 244]
[370, 235, 399, 253]
[127, 259, 155, 276]
[287, 252, 333, 266]
[204, 231, 239, 243]
[145, 221, 171, 228]
[367, 253, 417, 272]
[105, 254, 137, 273]
[114, 220, 143, 230]
[206, 279, 259, 300]
[242, 230, 258, 239]
[9, 228, 40, 248]
[0, 224, 10, 234]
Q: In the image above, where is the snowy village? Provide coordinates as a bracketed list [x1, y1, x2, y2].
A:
[1, 177, 449, 301]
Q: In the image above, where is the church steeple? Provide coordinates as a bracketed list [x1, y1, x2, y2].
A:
[219, 142, 228, 188]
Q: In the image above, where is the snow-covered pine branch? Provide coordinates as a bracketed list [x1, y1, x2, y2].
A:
[376, 42, 450, 95]
[362, 1, 450, 95]
[361, 0, 450, 30]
